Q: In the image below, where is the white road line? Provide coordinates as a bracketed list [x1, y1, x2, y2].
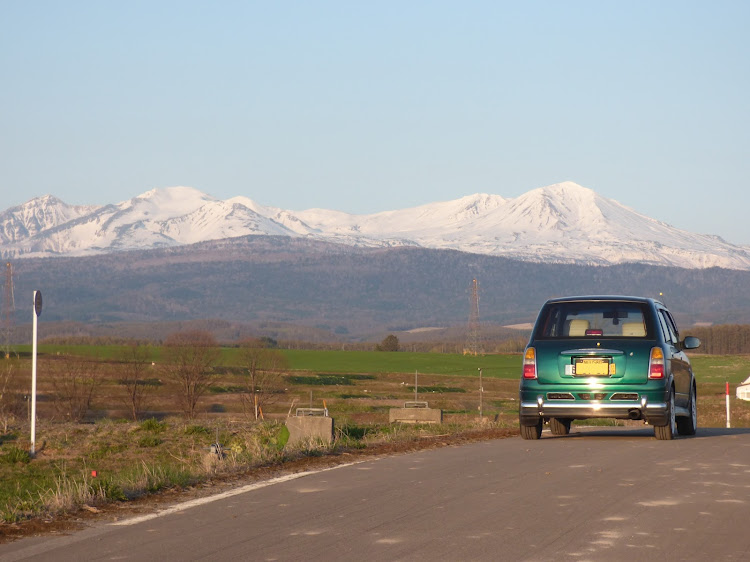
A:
[111, 460, 367, 527]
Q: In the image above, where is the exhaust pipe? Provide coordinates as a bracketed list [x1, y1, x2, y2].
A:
[628, 409, 641, 420]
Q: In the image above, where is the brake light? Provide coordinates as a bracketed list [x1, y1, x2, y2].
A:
[523, 347, 537, 379]
[649, 347, 665, 379]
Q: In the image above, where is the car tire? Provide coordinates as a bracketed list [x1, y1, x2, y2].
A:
[676, 383, 697, 436]
[549, 418, 571, 436]
[655, 386, 676, 440]
[520, 419, 543, 440]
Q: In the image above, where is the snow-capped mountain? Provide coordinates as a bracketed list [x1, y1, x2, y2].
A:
[0, 195, 100, 246]
[2, 182, 750, 270]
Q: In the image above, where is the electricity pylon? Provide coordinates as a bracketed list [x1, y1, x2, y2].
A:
[465, 278, 482, 355]
[2, 262, 15, 358]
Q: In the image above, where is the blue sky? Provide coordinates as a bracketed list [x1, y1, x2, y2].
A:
[2, 1, 749, 243]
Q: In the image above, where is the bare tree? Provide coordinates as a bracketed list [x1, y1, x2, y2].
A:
[238, 338, 288, 420]
[0, 358, 24, 432]
[50, 355, 102, 422]
[119, 343, 154, 421]
[161, 330, 220, 419]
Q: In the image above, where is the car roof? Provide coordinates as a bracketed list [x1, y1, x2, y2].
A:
[543, 295, 663, 307]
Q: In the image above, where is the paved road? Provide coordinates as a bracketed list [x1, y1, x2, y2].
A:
[4, 426, 750, 561]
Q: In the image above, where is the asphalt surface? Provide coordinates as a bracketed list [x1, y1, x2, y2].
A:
[3, 426, 750, 561]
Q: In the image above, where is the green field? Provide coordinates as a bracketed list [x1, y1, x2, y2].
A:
[18, 344, 750, 384]
[20, 345, 522, 379]
[690, 355, 750, 384]
[276, 350, 520, 378]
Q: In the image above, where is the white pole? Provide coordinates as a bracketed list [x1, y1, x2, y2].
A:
[478, 368, 483, 420]
[726, 381, 731, 429]
[30, 291, 39, 456]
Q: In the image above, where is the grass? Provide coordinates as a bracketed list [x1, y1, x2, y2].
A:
[0, 446, 31, 465]
[22, 343, 743, 383]
[1, 348, 749, 524]
[23, 345, 522, 378]
[137, 435, 163, 447]
[690, 354, 750, 384]
[139, 418, 167, 433]
[0, 433, 19, 447]
[278, 350, 520, 378]
[184, 425, 210, 436]
[0, 419, 282, 522]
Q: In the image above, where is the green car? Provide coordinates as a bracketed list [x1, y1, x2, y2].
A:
[519, 296, 700, 440]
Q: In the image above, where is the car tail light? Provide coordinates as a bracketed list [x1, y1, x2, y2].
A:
[523, 347, 537, 379]
[649, 347, 665, 379]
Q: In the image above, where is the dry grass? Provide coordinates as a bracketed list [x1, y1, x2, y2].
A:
[0, 414, 513, 524]
[1, 351, 749, 525]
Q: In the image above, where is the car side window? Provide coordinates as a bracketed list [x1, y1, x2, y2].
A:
[656, 312, 670, 342]
[658, 310, 678, 345]
[663, 310, 680, 343]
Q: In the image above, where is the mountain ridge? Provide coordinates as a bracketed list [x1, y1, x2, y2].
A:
[10, 235, 750, 339]
[3, 182, 749, 270]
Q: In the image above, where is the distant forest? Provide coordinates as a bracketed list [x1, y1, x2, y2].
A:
[7, 235, 750, 343]
[687, 325, 750, 355]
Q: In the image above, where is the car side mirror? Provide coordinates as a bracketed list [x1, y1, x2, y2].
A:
[682, 336, 701, 350]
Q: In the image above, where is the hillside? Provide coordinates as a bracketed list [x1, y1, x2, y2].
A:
[9, 236, 750, 340]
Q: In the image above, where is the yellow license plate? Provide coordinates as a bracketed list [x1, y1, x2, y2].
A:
[575, 359, 611, 376]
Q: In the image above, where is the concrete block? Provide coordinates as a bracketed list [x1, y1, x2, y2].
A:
[389, 408, 443, 424]
[286, 415, 334, 446]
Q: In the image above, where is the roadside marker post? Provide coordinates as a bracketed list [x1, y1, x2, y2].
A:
[30, 290, 42, 457]
[726, 381, 731, 429]
[478, 368, 483, 420]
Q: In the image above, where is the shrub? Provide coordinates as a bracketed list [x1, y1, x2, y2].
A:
[209, 385, 244, 394]
[0, 446, 30, 464]
[184, 425, 210, 436]
[139, 418, 167, 433]
[286, 374, 375, 386]
[375, 334, 399, 352]
[137, 435, 163, 448]
[418, 386, 467, 394]
[92, 479, 127, 502]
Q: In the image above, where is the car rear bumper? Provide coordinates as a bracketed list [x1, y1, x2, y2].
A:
[519, 394, 668, 426]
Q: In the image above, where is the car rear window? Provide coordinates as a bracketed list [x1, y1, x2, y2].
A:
[535, 301, 651, 339]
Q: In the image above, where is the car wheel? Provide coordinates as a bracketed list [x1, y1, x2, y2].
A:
[520, 419, 543, 440]
[655, 386, 676, 440]
[549, 418, 571, 436]
[676, 384, 697, 436]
